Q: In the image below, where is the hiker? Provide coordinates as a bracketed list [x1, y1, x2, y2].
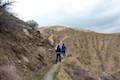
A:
[56, 45, 61, 62]
[61, 43, 67, 56]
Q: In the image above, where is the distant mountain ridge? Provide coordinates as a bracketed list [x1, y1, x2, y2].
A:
[40, 26, 120, 80]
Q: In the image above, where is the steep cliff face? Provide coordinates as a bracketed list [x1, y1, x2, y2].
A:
[0, 10, 56, 80]
[41, 27, 120, 80]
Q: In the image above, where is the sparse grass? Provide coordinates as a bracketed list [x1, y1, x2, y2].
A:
[43, 27, 120, 79]
[33, 74, 44, 80]
[66, 54, 72, 58]
[53, 68, 59, 80]
[33, 69, 48, 80]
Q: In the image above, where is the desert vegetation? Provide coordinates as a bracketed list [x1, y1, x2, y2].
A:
[0, 1, 120, 79]
[41, 27, 120, 80]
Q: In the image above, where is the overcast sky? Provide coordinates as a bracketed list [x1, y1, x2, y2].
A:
[12, 0, 120, 33]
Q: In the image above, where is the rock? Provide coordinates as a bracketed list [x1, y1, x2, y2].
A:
[23, 29, 30, 36]
[22, 56, 29, 63]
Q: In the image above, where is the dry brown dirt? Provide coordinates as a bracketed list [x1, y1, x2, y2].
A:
[41, 27, 120, 80]
[0, 10, 56, 80]
[0, 8, 120, 80]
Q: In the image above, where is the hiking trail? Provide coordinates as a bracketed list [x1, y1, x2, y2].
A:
[43, 34, 68, 80]
[43, 62, 61, 80]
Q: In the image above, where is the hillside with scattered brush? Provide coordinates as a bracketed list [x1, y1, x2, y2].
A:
[40, 27, 120, 80]
[0, 4, 120, 80]
[0, 9, 56, 80]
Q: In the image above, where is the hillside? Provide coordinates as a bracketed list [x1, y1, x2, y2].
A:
[0, 10, 56, 80]
[40, 27, 120, 80]
[0, 8, 120, 80]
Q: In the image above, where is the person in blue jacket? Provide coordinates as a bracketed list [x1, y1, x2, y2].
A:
[56, 45, 61, 62]
[61, 43, 67, 56]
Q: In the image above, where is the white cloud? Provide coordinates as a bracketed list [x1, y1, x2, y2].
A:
[12, 0, 100, 19]
[99, 26, 120, 33]
[12, 0, 120, 33]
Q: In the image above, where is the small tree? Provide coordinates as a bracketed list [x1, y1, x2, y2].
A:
[0, 0, 14, 11]
[26, 20, 39, 31]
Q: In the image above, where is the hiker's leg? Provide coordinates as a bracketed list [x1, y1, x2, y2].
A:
[57, 53, 60, 62]
[59, 53, 61, 62]
[61, 52, 63, 59]
[64, 52, 66, 56]
[64, 53, 66, 56]
[58, 53, 60, 62]
[56, 53, 58, 62]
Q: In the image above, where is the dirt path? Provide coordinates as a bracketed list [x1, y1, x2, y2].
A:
[43, 35, 68, 80]
[43, 62, 61, 80]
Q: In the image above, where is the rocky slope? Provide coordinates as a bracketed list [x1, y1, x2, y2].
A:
[40, 26, 120, 80]
[0, 10, 56, 80]
[0, 8, 120, 80]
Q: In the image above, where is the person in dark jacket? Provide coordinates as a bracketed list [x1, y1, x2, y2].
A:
[56, 45, 61, 62]
[61, 43, 67, 56]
